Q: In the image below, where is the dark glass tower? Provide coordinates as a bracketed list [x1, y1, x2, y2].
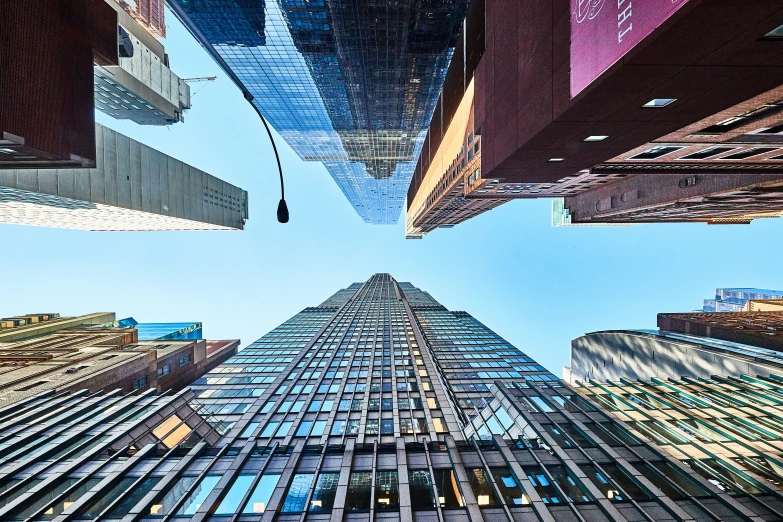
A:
[169, 1, 468, 224]
[1, 275, 782, 521]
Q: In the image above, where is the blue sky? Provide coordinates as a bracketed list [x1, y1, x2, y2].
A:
[2, 11, 783, 374]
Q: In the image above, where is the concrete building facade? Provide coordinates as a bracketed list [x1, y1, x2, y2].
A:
[0, 124, 248, 231]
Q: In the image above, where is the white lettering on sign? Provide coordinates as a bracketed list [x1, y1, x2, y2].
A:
[617, 0, 632, 42]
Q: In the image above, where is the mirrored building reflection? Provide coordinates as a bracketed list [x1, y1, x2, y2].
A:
[170, 0, 468, 224]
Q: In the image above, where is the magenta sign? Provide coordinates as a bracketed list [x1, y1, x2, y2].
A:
[570, 0, 690, 97]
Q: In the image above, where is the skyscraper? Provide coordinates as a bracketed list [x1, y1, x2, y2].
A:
[0, 123, 248, 231]
[169, 0, 469, 224]
[703, 288, 783, 312]
[2, 275, 783, 521]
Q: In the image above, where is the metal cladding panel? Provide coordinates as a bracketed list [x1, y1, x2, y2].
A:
[130, 138, 143, 210]
[16, 170, 37, 193]
[140, 143, 152, 213]
[38, 171, 58, 195]
[116, 132, 132, 209]
[57, 170, 76, 200]
[75, 167, 91, 203]
[103, 128, 119, 206]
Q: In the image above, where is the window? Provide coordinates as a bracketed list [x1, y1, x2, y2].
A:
[103, 477, 159, 518]
[490, 468, 529, 505]
[366, 419, 379, 435]
[309, 473, 339, 512]
[381, 419, 394, 434]
[409, 470, 436, 510]
[132, 376, 147, 390]
[381, 398, 393, 410]
[346, 419, 360, 435]
[679, 146, 736, 160]
[311, 420, 327, 436]
[260, 422, 279, 437]
[629, 146, 683, 160]
[433, 418, 447, 433]
[296, 421, 313, 437]
[175, 475, 220, 515]
[719, 147, 778, 160]
[580, 464, 649, 501]
[433, 469, 465, 508]
[240, 422, 260, 438]
[179, 354, 191, 366]
[331, 420, 346, 435]
[157, 364, 171, 376]
[346, 472, 372, 510]
[525, 466, 591, 503]
[215, 474, 256, 514]
[467, 468, 500, 506]
[281, 474, 314, 512]
[375, 471, 399, 510]
[242, 474, 280, 514]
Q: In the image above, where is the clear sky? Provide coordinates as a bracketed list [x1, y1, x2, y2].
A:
[2, 11, 783, 374]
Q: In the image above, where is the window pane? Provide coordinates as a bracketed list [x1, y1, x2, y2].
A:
[345, 471, 372, 510]
[240, 422, 259, 438]
[309, 473, 339, 513]
[409, 470, 436, 510]
[580, 464, 649, 501]
[176, 475, 221, 515]
[312, 420, 327, 436]
[375, 471, 399, 510]
[281, 474, 315, 513]
[215, 474, 255, 515]
[490, 468, 529, 505]
[242, 474, 281, 514]
[20, 478, 100, 519]
[366, 419, 379, 435]
[467, 468, 499, 506]
[105, 477, 159, 518]
[78, 477, 135, 517]
[296, 421, 313, 437]
[381, 419, 394, 434]
[260, 422, 279, 437]
[433, 469, 464, 508]
[331, 420, 346, 435]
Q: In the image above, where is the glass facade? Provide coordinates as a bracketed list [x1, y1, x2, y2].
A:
[703, 287, 783, 312]
[117, 317, 204, 340]
[2, 274, 783, 521]
[171, 0, 468, 224]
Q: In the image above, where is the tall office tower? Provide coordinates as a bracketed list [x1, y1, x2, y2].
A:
[405, 2, 783, 237]
[1, 0, 119, 168]
[0, 123, 248, 231]
[168, 0, 469, 224]
[2, 274, 783, 521]
[703, 288, 783, 312]
[98, 1, 191, 125]
[0, 311, 238, 406]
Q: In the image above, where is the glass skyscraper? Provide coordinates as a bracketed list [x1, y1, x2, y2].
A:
[703, 288, 783, 312]
[1, 274, 782, 521]
[169, 1, 468, 224]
